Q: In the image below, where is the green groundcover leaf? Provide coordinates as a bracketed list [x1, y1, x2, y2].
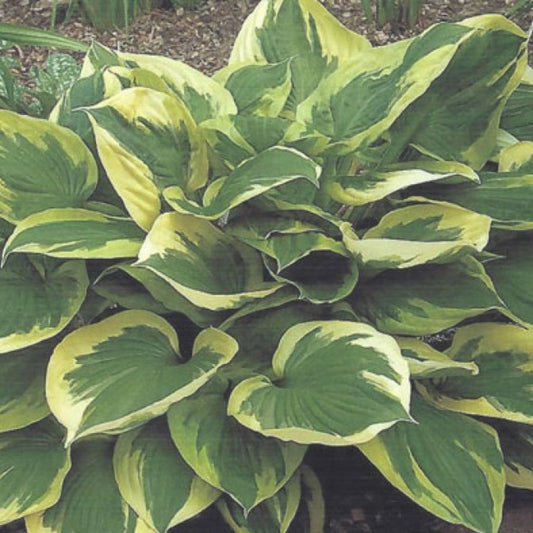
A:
[46, 310, 238, 443]
[0, 110, 97, 224]
[25, 436, 151, 533]
[228, 321, 411, 445]
[0, 418, 70, 526]
[0, 256, 88, 354]
[0, 340, 52, 433]
[350, 257, 502, 335]
[358, 395, 505, 533]
[3, 208, 145, 261]
[168, 378, 306, 512]
[136, 213, 282, 311]
[114, 417, 220, 532]
[418, 323, 533, 424]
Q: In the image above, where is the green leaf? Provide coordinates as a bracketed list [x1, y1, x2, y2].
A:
[217, 60, 292, 116]
[168, 378, 306, 512]
[25, 436, 149, 533]
[0, 340, 52, 432]
[485, 237, 533, 328]
[0, 110, 97, 223]
[417, 323, 533, 424]
[114, 418, 220, 532]
[0, 257, 88, 353]
[358, 395, 505, 533]
[46, 309, 238, 443]
[135, 213, 282, 311]
[3, 208, 145, 261]
[343, 202, 491, 270]
[350, 257, 502, 335]
[85, 87, 208, 231]
[397, 337, 479, 379]
[325, 160, 479, 207]
[217, 471, 302, 533]
[0, 419, 70, 525]
[501, 82, 533, 141]
[496, 421, 533, 489]
[230, 0, 370, 112]
[164, 146, 321, 220]
[0, 23, 89, 52]
[228, 321, 411, 445]
[498, 141, 533, 172]
[118, 52, 237, 123]
[291, 465, 325, 533]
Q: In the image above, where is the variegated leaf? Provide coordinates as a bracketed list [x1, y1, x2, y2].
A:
[228, 321, 411, 446]
[0, 340, 52, 432]
[25, 436, 152, 533]
[216, 471, 302, 533]
[85, 87, 208, 230]
[168, 377, 306, 512]
[326, 161, 479, 207]
[0, 419, 70, 525]
[46, 310, 238, 443]
[496, 421, 533, 489]
[350, 257, 502, 335]
[485, 237, 533, 328]
[0, 256, 88, 354]
[499, 141, 533, 172]
[118, 52, 237, 123]
[358, 395, 505, 533]
[292, 465, 325, 533]
[396, 337, 478, 379]
[418, 323, 533, 424]
[135, 213, 282, 311]
[114, 418, 220, 532]
[3, 208, 144, 261]
[0, 110, 97, 223]
[501, 82, 533, 142]
[216, 59, 292, 116]
[343, 203, 491, 270]
[164, 146, 320, 220]
[230, 0, 370, 112]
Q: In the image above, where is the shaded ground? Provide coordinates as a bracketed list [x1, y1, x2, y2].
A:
[0, 0, 532, 532]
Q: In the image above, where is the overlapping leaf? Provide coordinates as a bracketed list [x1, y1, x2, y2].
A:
[496, 421, 533, 489]
[359, 395, 505, 533]
[228, 321, 411, 445]
[114, 418, 220, 532]
[46, 310, 238, 443]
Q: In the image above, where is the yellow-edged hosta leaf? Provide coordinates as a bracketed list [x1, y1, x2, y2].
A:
[164, 146, 320, 220]
[135, 213, 282, 311]
[230, 0, 370, 112]
[114, 418, 220, 532]
[216, 471, 302, 533]
[358, 395, 505, 533]
[0, 110, 97, 223]
[228, 321, 411, 446]
[499, 141, 533, 172]
[496, 421, 533, 489]
[85, 87, 208, 231]
[325, 160, 479, 207]
[294, 465, 325, 533]
[0, 419, 70, 526]
[413, 171, 533, 230]
[168, 377, 306, 512]
[350, 257, 502, 335]
[0, 256, 88, 354]
[118, 52, 237, 123]
[486, 238, 533, 328]
[46, 310, 238, 443]
[418, 323, 533, 424]
[343, 203, 491, 270]
[25, 436, 150, 533]
[396, 337, 478, 379]
[387, 15, 527, 169]
[0, 340, 52, 432]
[501, 82, 533, 142]
[215, 59, 292, 116]
[2, 208, 145, 261]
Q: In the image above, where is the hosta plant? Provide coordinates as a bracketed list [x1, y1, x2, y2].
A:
[0, 1, 532, 532]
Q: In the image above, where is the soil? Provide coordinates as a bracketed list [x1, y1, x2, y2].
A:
[0, 0, 532, 532]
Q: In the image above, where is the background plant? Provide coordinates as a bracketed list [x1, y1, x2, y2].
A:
[361, 0, 425, 28]
[0, 1, 532, 532]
